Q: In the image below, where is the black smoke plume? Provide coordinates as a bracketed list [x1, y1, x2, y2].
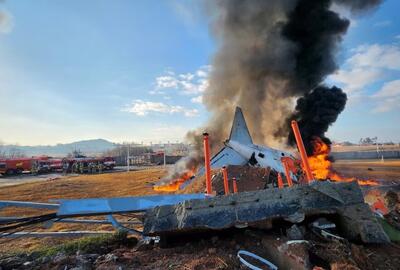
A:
[163, 0, 382, 182]
[335, 0, 383, 13]
[282, 0, 350, 93]
[288, 86, 347, 154]
[280, 0, 381, 152]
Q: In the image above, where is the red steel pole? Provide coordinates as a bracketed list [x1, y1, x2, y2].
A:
[291, 120, 313, 183]
[222, 166, 230, 195]
[281, 158, 293, 187]
[232, 177, 238, 193]
[203, 133, 213, 195]
[277, 173, 284, 189]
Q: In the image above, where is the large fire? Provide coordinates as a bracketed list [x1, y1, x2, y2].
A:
[154, 136, 378, 192]
[153, 170, 195, 192]
[307, 137, 378, 186]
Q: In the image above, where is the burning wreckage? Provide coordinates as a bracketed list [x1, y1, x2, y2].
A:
[1, 0, 400, 268]
[1, 105, 400, 269]
[146, 107, 392, 246]
[1, 108, 398, 252]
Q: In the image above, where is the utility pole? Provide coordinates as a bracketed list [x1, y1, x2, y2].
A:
[127, 143, 130, 172]
[375, 137, 384, 163]
[163, 144, 166, 167]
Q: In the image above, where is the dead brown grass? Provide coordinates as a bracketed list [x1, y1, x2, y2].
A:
[0, 169, 166, 203]
[0, 160, 398, 254]
[333, 159, 400, 182]
[0, 169, 170, 254]
[332, 145, 400, 152]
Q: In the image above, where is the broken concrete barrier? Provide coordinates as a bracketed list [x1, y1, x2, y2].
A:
[143, 181, 389, 243]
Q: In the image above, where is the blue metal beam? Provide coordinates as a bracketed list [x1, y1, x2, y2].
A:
[57, 194, 206, 217]
[0, 200, 59, 210]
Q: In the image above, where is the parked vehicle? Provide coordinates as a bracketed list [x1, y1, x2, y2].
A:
[0, 156, 116, 177]
[102, 157, 116, 170]
[49, 159, 63, 172]
[62, 157, 116, 174]
[0, 158, 34, 175]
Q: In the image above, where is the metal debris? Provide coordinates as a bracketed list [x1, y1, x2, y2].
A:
[237, 250, 278, 270]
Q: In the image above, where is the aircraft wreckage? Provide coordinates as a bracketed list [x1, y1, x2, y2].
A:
[0, 107, 391, 244]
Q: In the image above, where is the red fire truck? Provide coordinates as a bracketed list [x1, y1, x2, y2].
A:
[31, 157, 64, 174]
[0, 156, 116, 176]
[103, 156, 116, 170]
[0, 158, 34, 175]
[49, 159, 63, 172]
[61, 156, 116, 174]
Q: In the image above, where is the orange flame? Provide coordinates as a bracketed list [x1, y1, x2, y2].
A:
[307, 137, 378, 186]
[364, 189, 389, 214]
[153, 170, 195, 192]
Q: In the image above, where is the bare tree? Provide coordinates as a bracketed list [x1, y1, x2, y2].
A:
[103, 142, 153, 166]
[0, 140, 6, 158]
[359, 137, 378, 145]
[67, 150, 85, 158]
[7, 147, 26, 158]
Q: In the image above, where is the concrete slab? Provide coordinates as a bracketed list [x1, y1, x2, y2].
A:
[143, 181, 389, 243]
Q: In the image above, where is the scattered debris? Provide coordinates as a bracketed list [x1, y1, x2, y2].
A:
[144, 181, 389, 244]
[286, 224, 304, 240]
[286, 240, 309, 245]
[0, 108, 399, 269]
[237, 250, 278, 270]
[212, 165, 274, 194]
[311, 218, 336, 230]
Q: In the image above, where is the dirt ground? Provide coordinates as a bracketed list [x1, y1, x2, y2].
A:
[0, 166, 159, 188]
[0, 173, 72, 188]
[0, 168, 168, 254]
[332, 159, 400, 182]
[1, 160, 398, 204]
[332, 144, 400, 152]
[0, 168, 166, 202]
[0, 160, 399, 269]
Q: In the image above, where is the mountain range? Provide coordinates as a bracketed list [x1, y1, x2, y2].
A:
[0, 139, 117, 157]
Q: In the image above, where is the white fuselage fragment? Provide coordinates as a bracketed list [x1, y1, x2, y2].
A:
[226, 139, 292, 175]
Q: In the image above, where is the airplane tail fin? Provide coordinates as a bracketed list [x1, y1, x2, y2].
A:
[195, 107, 252, 178]
[228, 107, 253, 145]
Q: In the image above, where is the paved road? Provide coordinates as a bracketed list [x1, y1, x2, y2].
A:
[0, 165, 170, 188]
[116, 165, 172, 171]
[0, 173, 71, 188]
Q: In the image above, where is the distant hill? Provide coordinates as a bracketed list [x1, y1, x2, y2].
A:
[0, 139, 117, 157]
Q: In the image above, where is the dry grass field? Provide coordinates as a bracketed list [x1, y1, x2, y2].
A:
[332, 144, 400, 152]
[332, 159, 400, 182]
[0, 169, 168, 254]
[1, 160, 398, 205]
[0, 169, 166, 203]
[0, 160, 399, 254]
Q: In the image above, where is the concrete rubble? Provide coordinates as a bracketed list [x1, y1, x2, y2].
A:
[144, 181, 390, 244]
[212, 165, 274, 194]
[1, 181, 400, 269]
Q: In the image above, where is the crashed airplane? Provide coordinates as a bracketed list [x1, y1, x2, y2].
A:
[198, 107, 298, 181]
[0, 107, 391, 245]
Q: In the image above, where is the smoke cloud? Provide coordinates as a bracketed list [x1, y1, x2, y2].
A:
[335, 0, 383, 13]
[280, 0, 380, 151]
[164, 0, 382, 181]
[288, 86, 347, 154]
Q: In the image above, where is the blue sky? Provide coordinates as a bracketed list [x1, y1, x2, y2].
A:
[0, 0, 399, 145]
